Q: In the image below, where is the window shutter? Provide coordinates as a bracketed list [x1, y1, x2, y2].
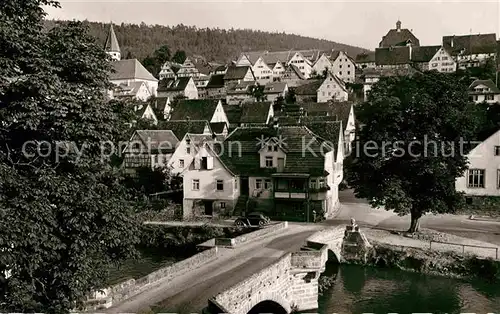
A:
[194, 158, 200, 170]
[207, 156, 214, 170]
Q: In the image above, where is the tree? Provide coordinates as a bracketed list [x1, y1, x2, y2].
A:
[172, 50, 187, 64]
[248, 83, 266, 102]
[0, 2, 139, 311]
[347, 72, 481, 233]
[154, 45, 171, 65]
[285, 88, 296, 104]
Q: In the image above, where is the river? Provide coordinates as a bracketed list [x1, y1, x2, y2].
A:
[318, 263, 500, 314]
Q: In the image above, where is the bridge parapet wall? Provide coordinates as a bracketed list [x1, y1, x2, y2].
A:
[306, 226, 345, 262]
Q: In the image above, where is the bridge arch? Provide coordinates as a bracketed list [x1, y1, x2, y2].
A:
[328, 248, 340, 264]
[243, 291, 291, 314]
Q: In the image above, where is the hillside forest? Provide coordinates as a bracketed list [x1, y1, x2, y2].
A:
[44, 20, 369, 64]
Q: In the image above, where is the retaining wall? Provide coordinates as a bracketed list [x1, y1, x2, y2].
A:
[215, 222, 288, 248]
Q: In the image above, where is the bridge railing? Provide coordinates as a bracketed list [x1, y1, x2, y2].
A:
[389, 240, 499, 260]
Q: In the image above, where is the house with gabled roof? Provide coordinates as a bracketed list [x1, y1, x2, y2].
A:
[468, 79, 500, 104]
[176, 57, 201, 78]
[271, 61, 286, 78]
[113, 81, 151, 101]
[110, 59, 159, 97]
[250, 56, 274, 84]
[159, 61, 181, 80]
[226, 81, 255, 105]
[182, 142, 239, 217]
[122, 130, 179, 173]
[134, 103, 158, 125]
[411, 46, 456, 72]
[214, 125, 343, 221]
[153, 97, 172, 121]
[263, 82, 288, 102]
[442, 33, 498, 68]
[239, 102, 274, 126]
[282, 64, 306, 87]
[205, 74, 226, 99]
[168, 133, 218, 175]
[379, 20, 420, 48]
[330, 51, 356, 83]
[160, 120, 213, 140]
[312, 53, 334, 76]
[157, 77, 198, 100]
[223, 65, 255, 88]
[169, 99, 221, 121]
[295, 72, 348, 103]
[222, 105, 242, 130]
[456, 129, 500, 196]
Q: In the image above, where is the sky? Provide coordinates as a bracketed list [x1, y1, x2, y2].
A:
[45, 0, 500, 49]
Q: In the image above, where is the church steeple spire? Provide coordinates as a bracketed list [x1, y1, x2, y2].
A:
[104, 22, 121, 61]
[396, 19, 402, 31]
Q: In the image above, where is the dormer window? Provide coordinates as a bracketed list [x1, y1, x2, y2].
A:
[267, 144, 278, 152]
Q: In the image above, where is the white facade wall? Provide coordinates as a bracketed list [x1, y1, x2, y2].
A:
[331, 52, 356, 83]
[428, 48, 457, 73]
[456, 130, 500, 196]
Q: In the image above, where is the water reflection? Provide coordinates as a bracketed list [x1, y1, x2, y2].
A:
[318, 263, 500, 314]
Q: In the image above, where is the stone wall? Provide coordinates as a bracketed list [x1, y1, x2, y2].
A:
[306, 226, 345, 262]
[215, 222, 288, 248]
[86, 247, 218, 310]
[212, 254, 293, 314]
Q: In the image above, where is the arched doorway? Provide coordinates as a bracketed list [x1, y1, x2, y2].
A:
[248, 300, 288, 314]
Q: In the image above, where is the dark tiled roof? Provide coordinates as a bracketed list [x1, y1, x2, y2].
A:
[329, 102, 353, 132]
[219, 126, 331, 176]
[375, 46, 411, 65]
[210, 122, 227, 134]
[222, 105, 242, 125]
[154, 97, 170, 115]
[411, 45, 441, 62]
[158, 77, 192, 92]
[303, 121, 342, 160]
[294, 80, 323, 95]
[356, 52, 375, 63]
[288, 64, 306, 80]
[263, 82, 288, 94]
[169, 99, 219, 121]
[224, 65, 253, 80]
[468, 79, 500, 94]
[110, 59, 157, 81]
[206, 74, 225, 88]
[132, 130, 178, 153]
[442, 33, 497, 56]
[104, 24, 120, 52]
[379, 23, 420, 48]
[240, 102, 272, 124]
[158, 120, 211, 140]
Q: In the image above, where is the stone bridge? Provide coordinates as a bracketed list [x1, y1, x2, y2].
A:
[205, 224, 370, 314]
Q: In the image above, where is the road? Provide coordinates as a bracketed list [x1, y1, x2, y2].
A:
[331, 189, 500, 245]
[106, 224, 321, 314]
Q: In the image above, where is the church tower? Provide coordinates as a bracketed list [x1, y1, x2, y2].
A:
[104, 23, 121, 61]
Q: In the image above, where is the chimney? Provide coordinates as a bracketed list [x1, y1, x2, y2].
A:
[451, 35, 455, 48]
[408, 45, 412, 60]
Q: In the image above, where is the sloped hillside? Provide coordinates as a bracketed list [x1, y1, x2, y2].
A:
[44, 20, 368, 62]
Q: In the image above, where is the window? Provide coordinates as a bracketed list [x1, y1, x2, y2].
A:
[339, 65, 342, 69]
[498, 170, 500, 189]
[201, 157, 208, 169]
[235, 178, 238, 189]
[319, 178, 325, 188]
[495, 146, 500, 156]
[339, 71, 342, 75]
[348, 64, 351, 68]
[486, 95, 494, 101]
[179, 159, 185, 167]
[265, 156, 273, 167]
[256, 179, 262, 189]
[467, 169, 485, 188]
[348, 71, 351, 75]
[220, 202, 226, 209]
[265, 179, 272, 189]
[186, 146, 191, 154]
[192, 179, 200, 191]
[216, 179, 224, 191]
[442, 57, 448, 60]
[309, 179, 317, 189]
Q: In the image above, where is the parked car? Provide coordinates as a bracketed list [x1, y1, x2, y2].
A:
[234, 212, 270, 227]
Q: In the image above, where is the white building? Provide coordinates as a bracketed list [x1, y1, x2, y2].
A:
[468, 79, 500, 104]
[331, 51, 356, 83]
[456, 129, 500, 195]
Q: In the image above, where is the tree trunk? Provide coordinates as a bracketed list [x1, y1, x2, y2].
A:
[408, 210, 422, 233]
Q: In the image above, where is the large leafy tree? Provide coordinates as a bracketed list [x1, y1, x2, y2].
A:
[248, 83, 266, 102]
[347, 72, 481, 232]
[0, 1, 139, 311]
[172, 50, 187, 64]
